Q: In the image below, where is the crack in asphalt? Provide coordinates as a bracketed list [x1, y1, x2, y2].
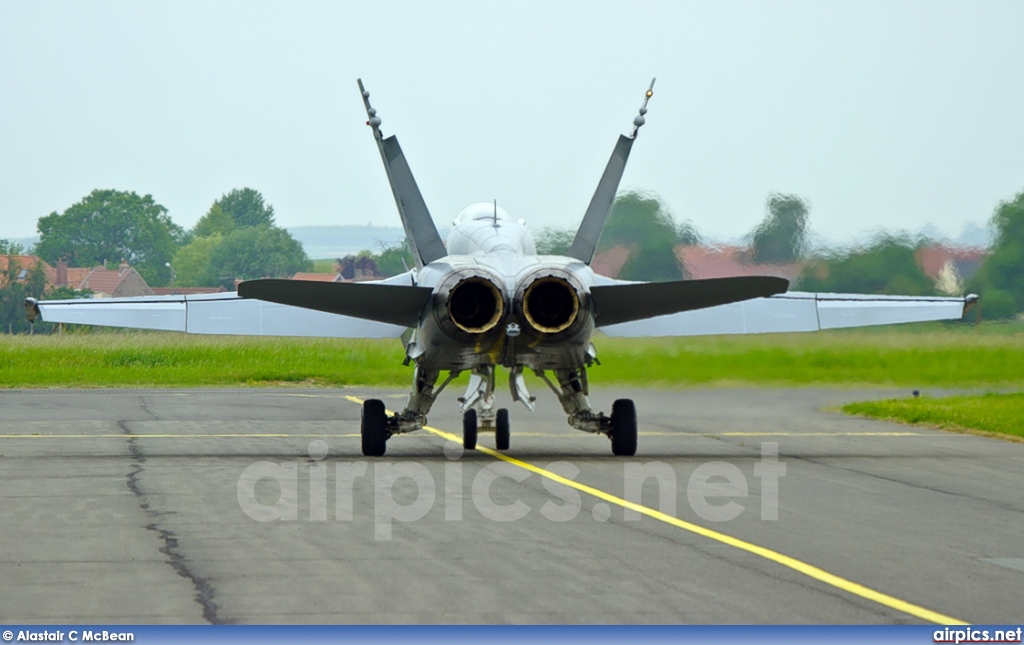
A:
[119, 419, 222, 624]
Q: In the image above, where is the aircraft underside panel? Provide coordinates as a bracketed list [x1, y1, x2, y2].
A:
[598, 292, 972, 337]
[31, 293, 406, 338]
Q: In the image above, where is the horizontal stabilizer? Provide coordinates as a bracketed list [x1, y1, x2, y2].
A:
[600, 292, 979, 337]
[590, 276, 790, 327]
[238, 279, 433, 328]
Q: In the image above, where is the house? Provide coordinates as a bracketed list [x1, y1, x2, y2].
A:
[915, 245, 987, 296]
[0, 255, 57, 289]
[590, 245, 632, 278]
[54, 260, 154, 298]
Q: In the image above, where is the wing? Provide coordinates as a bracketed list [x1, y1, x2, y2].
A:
[25, 291, 407, 338]
[598, 292, 979, 337]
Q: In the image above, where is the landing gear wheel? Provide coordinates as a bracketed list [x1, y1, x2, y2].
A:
[463, 409, 478, 450]
[361, 399, 388, 457]
[495, 408, 510, 451]
[610, 398, 637, 456]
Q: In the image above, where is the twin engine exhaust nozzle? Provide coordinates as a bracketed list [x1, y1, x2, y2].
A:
[444, 271, 583, 337]
[521, 276, 579, 334]
[447, 277, 505, 334]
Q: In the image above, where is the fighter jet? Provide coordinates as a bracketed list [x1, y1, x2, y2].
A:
[26, 79, 977, 457]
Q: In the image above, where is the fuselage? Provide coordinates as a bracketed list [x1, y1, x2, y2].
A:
[408, 204, 597, 372]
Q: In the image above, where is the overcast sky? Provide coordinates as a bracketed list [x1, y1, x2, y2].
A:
[2, 1, 1022, 246]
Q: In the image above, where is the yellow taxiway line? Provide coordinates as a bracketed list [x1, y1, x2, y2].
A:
[342, 394, 967, 625]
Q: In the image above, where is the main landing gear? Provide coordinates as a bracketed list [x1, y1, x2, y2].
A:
[360, 399, 388, 457]
[359, 365, 637, 457]
[535, 367, 638, 457]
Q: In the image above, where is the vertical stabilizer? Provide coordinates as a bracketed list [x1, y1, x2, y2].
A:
[358, 79, 447, 267]
[567, 79, 656, 265]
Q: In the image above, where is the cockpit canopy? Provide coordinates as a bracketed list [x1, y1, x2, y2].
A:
[452, 202, 513, 225]
[446, 202, 536, 256]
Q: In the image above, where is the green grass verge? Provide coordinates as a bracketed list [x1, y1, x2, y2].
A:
[0, 334, 412, 388]
[0, 321, 1021, 389]
[843, 393, 1024, 440]
[595, 322, 1024, 387]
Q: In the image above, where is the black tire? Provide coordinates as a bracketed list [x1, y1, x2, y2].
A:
[610, 398, 637, 456]
[495, 408, 510, 451]
[463, 408, 478, 450]
[361, 399, 388, 457]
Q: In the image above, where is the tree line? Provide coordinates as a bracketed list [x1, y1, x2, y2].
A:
[2, 182, 1023, 335]
[31, 187, 311, 291]
[534, 187, 1024, 321]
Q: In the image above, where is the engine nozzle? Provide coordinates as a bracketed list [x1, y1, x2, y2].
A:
[447, 277, 504, 334]
[522, 276, 580, 334]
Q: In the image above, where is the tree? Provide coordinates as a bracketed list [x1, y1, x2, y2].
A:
[35, 189, 183, 286]
[749, 193, 809, 264]
[210, 226, 311, 282]
[0, 253, 48, 334]
[178, 188, 313, 286]
[968, 188, 1024, 319]
[190, 203, 235, 240]
[0, 240, 25, 255]
[535, 227, 574, 255]
[172, 234, 224, 287]
[374, 241, 414, 277]
[678, 221, 702, 247]
[798, 234, 934, 296]
[207, 188, 276, 231]
[599, 191, 689, 282]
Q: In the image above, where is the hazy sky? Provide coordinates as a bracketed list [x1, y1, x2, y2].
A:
[2, 1, 1022, 245]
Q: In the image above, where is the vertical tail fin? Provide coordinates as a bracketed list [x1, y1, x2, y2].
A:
[567, 78, 656, 265]
[358, 79, 447, 267]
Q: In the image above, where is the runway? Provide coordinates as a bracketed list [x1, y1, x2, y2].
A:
[1, 387, 1021, 624]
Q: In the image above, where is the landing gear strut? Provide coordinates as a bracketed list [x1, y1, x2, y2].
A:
[360, 366, 462, 456]
[536, 367, 639, 456]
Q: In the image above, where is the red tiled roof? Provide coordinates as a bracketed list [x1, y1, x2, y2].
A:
[916, 245, 987, 280]
[590, 245, 632, 278]
[65, 268, 93, 288]
[292, 272, 340, 282]
[79, 269, 127, 295]
[0, 255, 57, 286]
[68, 265, 153, 297]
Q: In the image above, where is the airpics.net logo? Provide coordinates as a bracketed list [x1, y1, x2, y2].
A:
[236, 441, 787, 540]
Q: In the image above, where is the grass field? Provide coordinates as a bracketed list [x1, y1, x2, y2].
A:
[0, 321, 1021, 389]
[843, 393, 1024, 441]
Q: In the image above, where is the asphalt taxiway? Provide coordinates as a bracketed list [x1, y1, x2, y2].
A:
[0, 387, 1021, 624]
